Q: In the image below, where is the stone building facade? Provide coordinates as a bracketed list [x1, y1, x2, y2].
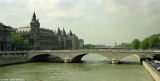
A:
[78, 39, 84, 49]
[0, 22, 13, 51]
[16, 12, 84, 50]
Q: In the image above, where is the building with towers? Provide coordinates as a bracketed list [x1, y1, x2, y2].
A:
[16, 12, 84, 50]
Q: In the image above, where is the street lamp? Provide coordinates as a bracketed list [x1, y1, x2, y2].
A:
[115, 43, 117, 48]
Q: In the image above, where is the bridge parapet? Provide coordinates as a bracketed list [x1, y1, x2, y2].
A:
[32, 50, 155, 53]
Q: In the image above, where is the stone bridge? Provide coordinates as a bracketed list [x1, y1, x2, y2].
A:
[28, 50, 156, 64]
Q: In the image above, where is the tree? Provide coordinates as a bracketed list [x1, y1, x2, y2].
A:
[148, 34, 160, 49]
[23, 40, 29, 50]
[140, 38, 149, 49]
[84, 44, 95, 49]
[11, 34, 24, 50]
[131, 39, 140, 49]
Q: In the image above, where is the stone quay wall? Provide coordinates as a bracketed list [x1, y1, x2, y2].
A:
[0, 52, 29, 65]
[143, 61, 160, 81]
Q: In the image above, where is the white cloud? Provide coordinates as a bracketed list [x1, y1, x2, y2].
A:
[95, 0, 160, 26]
[48, 5, 88, 21]
[25, 0, 58, 11]
[0, 0, 160, 45]
[96, 0, 128, 14]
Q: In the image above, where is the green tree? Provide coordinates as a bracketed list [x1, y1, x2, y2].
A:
[131, 39, 140, 49]
[11, 34, 24, 50]
[140, 38, 149, 49]
[84, 44, 95, 49]
[23, 39, 29, 49]
[148, 34, 160, 49]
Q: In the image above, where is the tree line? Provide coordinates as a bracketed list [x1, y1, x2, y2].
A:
[84, 34, 160, 50]
[118, 34, 160, 50]
[132, 34, 160, 49]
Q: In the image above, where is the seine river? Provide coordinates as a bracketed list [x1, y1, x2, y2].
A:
[0, 54, 155, 81]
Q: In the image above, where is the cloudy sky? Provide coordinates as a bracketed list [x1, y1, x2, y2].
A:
[0, 0, 160, 46]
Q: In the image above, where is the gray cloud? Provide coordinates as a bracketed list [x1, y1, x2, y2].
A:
[55, 0, 74, 10]
[0, 0, 160, 45]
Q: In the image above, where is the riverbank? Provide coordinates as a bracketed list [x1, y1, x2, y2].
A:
[0, 52, 29, 65]
[143, 61, 160, 81]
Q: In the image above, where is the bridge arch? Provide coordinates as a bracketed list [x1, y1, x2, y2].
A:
[70, 53, 109, 63]
[119, 54, 141, 60]
[30, 54, 50, 62]
[120, 54, 141, 63]
[70, 54, 87, 63]
[30, 53, 64, 62]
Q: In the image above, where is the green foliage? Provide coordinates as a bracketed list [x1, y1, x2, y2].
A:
[131, 39, 140, 49]
[23, 40, 29, 47]
[148, 34, 160, 49]
[139, 34, 160, 49]
[11, 33, 29, 50]
[11, 34, 24, 48]
[84, 44, 95, 49]
[140, 38, 149, 49]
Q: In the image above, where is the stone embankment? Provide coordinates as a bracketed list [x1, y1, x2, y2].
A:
[0, 52, 29, 65]
[143, 61, 160, 81]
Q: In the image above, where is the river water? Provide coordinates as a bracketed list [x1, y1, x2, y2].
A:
[0, 54, 155, 81]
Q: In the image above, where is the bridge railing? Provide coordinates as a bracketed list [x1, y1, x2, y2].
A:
[28, 49, 156, 53]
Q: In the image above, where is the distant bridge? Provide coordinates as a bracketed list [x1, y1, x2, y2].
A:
[28, 50, 157, 64]
[89, 47, 126, 50]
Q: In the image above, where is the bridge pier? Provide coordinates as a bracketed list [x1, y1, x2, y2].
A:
[64, 58, 70, 63]
[111, 59, 119, 64]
